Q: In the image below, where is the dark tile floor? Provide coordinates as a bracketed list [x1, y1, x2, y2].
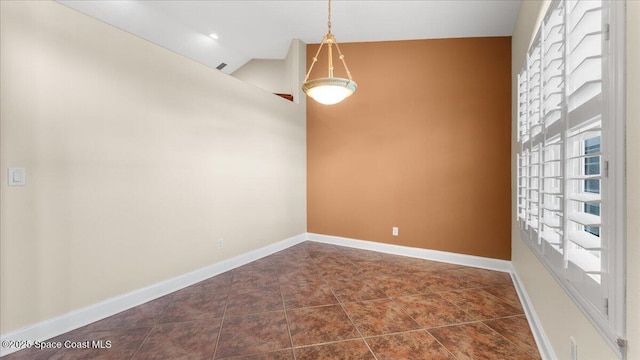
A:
[4, 241, 541, 359]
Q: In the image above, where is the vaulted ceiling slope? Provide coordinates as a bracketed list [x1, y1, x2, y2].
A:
[58, 0, 521, 74]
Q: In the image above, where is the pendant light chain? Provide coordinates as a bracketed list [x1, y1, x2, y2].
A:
[327, 0, 334, 78]
[327, 0, 332, 34]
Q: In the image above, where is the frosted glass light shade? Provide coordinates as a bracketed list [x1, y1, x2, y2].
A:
[302, 77, 357, 105]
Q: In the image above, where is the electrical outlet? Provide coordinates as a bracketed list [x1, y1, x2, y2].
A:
[392, 227, 399, 236]
[217, 238, 224, 249]
[570, 337, 577, 360]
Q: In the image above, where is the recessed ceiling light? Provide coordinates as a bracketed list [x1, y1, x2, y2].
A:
[209, 33, 219, 40]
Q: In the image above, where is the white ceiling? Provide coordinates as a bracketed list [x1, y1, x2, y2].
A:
[58, 0, 521, 74]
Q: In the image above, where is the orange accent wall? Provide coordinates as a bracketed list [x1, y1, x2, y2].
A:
[307, 37, 512, 260]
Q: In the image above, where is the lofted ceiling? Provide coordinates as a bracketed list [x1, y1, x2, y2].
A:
[58, 0, 521, 74]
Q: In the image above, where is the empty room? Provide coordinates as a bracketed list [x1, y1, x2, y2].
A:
[0, 0, 638, 359]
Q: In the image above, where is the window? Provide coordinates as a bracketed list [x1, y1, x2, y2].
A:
[584, 136, 601, 236]
[516, 0, 625, 355]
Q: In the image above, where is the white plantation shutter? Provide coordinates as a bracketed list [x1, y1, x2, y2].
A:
[517, 152, 528, 222]
[541, 136, 563, 263]
[517, 71, 528, 142]
[528, 145, 541, 241]
[517, 69, 530, 229]
[528, 41, 543, 141]
[540, 1, 566, 267]
[566, 0, 602, 112]
[542, 0, 565, 134]
[516, 0, 625, 354]
[564, 0, 605, 307]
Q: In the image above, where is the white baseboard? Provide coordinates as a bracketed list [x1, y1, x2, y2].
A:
[510, 270, 557, 360]
[0, 233, 307, 357]
[307, 232, 513, 273]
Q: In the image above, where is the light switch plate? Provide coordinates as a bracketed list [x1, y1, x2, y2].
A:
[8, 168, 26, 186]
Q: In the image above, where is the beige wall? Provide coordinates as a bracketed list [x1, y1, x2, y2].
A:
[232, 39, 305, 102]
[0, 1, 306, 334]
[307, 37, 512, 260]
[511, 1, 639, 359]
[232, 59, 288, 94]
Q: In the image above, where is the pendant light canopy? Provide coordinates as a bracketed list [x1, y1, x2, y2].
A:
[302, 0, 357, 105]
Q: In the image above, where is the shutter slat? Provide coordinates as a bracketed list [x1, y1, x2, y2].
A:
[568, 212, 601, 226]
[568, 251, 601, 274]
[568, 192, 601, 202]
[568, 231, 602, 250]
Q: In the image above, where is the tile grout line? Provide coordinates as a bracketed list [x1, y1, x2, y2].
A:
[210, 278, 233, 360]
[342, 253, 385, 360]
[279, 278, 297, 360]
[387, 294, 431, 330]
[429, 286, 525, 320]
[424, 291, 481, 328]
[338, 305, 379, 359]
[424, 319, 498, 331]
[129, 291, 177, 360]
[392, 293, 482, 330]
[289, 336, 361, 349]
[306, 254, 367, 356]
[384, 295, 463, 360]
[425, 328, 462, 360]
[331, 291, 380, 360]
[480, 319, 541, 359]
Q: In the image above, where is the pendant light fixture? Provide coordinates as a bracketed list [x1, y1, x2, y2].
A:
[302, 0, 357, 105]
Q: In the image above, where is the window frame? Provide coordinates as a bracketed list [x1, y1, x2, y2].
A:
[516, 0, 626, 356]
